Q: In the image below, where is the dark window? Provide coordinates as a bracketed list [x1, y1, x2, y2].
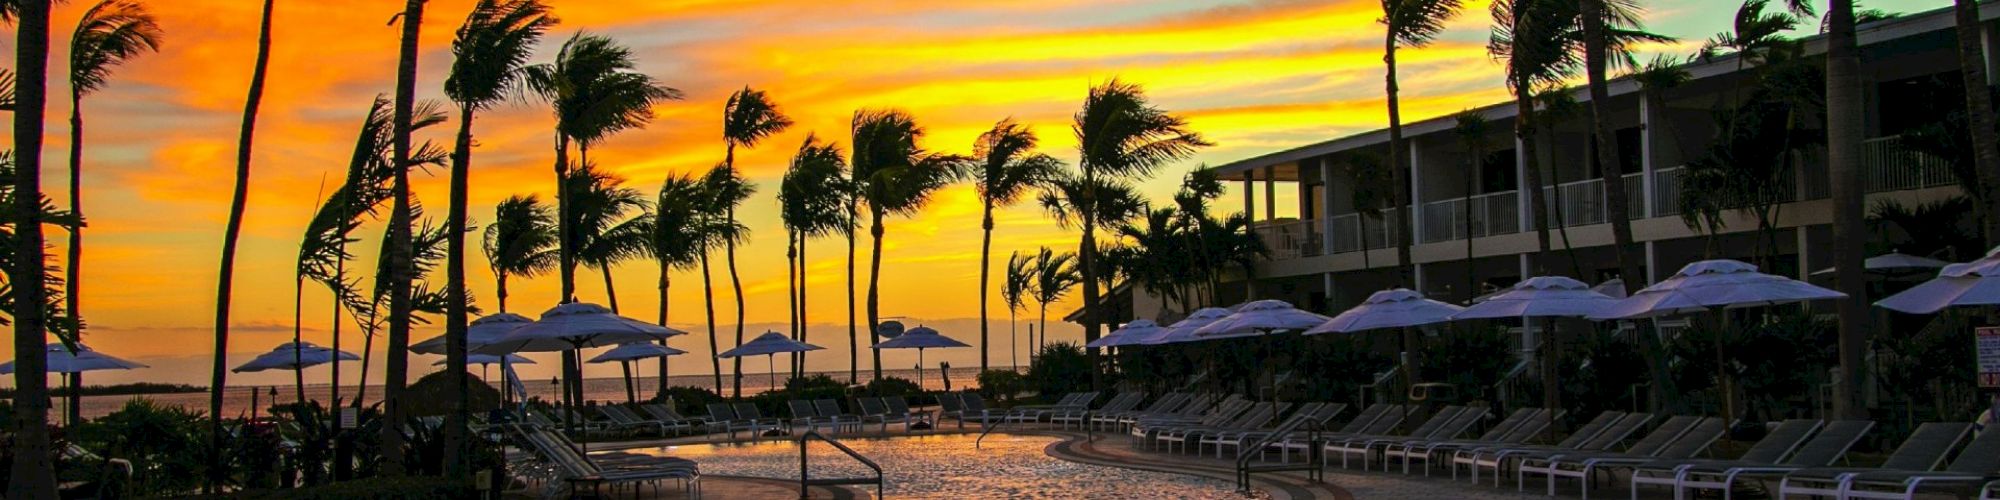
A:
[1877, 71, 1963, 137]
[1481, 148, 1518, 193]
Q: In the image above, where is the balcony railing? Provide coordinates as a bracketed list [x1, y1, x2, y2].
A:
[1254, 219, 1323, 260]
[1538, 172, 1645, 228]
[1327, 211, 1398, 255]
[1419, 190, 1519, 243]
[1863, 135, 1955, 192]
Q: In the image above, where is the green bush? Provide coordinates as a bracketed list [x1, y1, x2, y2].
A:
[976, 370, 1027, 403]
[1027, 342, 1091, 397]
[401, 370, 502, 418]
[1419, 325, 1518, 402]
[72, 398, 210, 496]
[747, 374, 853, 418]
[654, 386, 724, 416]
[855, 377, 922, 403]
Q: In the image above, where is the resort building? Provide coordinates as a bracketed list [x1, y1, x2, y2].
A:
[1195, 4, 1976, 319]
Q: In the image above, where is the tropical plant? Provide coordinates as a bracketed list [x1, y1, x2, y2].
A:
[1340, 153, 1392, 270]
[482, 195, 557, 314]
[376, 0, 431, 476]
[779, 134, 848, 376]
[1451, 111, 1489, 298]
[1578, 0, 1666, 303]
[1868, 198, 1983, 263]
[1946, 0, 2000, 245]
[1381, 0, 1466, 287]
[1489, 0, 1576, 274]
[970, 119, 1062, 372]
[1068, 80, 1208, 384]
[563, 166, 649, 314]
[646, 173, 705, 398]
[695, 165, 749, 393]
[1002, 251, 1033, 368]
[63, 0, 162, 345]
[1681, 11, 1822, 268]
[1825, 0, 1869, 420]
[1025, 342, 1090, 398]
[1028, 247, 1079, 354]
[719, 87, 790, 395]
[850, 108, 967, 380]
[293, 97, 404, 407]
[206, 0, 272, 491]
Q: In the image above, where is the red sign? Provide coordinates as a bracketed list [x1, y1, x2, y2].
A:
[1978, 327, 2000, 389]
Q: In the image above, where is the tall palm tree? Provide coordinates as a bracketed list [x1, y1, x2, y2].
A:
[1003, 251, 1033, 369]
[8, 0, 56, 494]
[850, 109, 967, 380]
[1489, 0, 1576, 274]
[483, 195, 557, 314]
[1950, 0, 2000, 245]
[204, 0, 270, 492]
[1070, 80, 1207, 386]
[443, 0, 553, 476]
[1450, 111, 1488, 299]
[1825, 0, 1868, 420]
[719, 87, 789, 394]
[64, 0, 161, 350]
[780, 134, 848, 376]
[647, 173, 705, 397]
[1029, 247, 1079, 355]
[1579, 0, 1669, 297]
[971, 119, 1061, 372]
[1380, 0, 1466, 287]
[379, 0, 429, 475]
[565, 166, 649, 313]
[696, 165, 750, 394]
[524, 32, 677, 416]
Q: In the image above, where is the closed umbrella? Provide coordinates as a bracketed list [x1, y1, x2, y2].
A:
[0, 343, 148, 426]
[719, 331, 823, 393]
[1453, 276, 1618, 440]
[1141, 307, 1234, 345]
[873, 325, 970, 388]
[473, 303, 683, 433]
[587, 342, 686, 404]
[1877, 248, 2000, 314]
[1306, 288, 1465, 335]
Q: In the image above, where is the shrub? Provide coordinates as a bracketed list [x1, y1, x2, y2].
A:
[654, 386, 724, 416]
[72, 398, 210, 496]
[855, 377, 921, 401]
[401, 370, 501, 417]
[1419, 325, 1518, 402]
[976, 370, 1027, 403]
[1026, 342, 1091, 398]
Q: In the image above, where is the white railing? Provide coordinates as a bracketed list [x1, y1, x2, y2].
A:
[1326, 211, 1398, 255]
[1539, 172, 1645, 228]
[1652, 166, 1685, 217]
[1419, 190, 1520, 243]
[1863, 135, 1955, 192]
[1253, 219, 1322, 260]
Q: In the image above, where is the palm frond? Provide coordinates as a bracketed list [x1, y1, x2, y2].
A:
[68, 0, 163, 95]
[446, 0, 557, 109]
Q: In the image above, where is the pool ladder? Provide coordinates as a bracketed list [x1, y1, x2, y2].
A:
[1234, 414, 1325, 493]
[796, 429, 883, 499]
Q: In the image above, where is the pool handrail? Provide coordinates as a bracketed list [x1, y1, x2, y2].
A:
[796, 429, 883, 499]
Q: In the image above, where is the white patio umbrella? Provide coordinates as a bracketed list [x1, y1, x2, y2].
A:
[1194, 300, 1332, 401]
[873, 325, 970, 389]
[588, 342, 686, 404]
[433, 353, 534, 367]
[1089, 319, 1167, 348]
[1812, 251, 1953, 277]
[1877, 247, 2000, 314]
[233, 341, 361, 405]
[719, 331, 824, 393]
[1591, 279, 1630, 299]
[410, 312, 532, 354]
[1141, 307, 1234, 345]
[472, 303, 683, 431]
[0, 343, 148, 425]
[1305, 288, 1465, 335]
[1453, 276, 1618, 439]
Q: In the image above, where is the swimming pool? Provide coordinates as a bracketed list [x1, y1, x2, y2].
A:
[636, 433, 1260, 498]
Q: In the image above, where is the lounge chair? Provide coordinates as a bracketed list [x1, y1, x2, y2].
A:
[786, 400, 826, 433]
[814, 400, 862, 432]
[1776, 422, 1971, 499]
[1347, 406, 1489, 471]
[639, 403, 707, 431]
[505, 423, 700, 498]
[941, 392, 1010, 428]
[1326, 406, 1476, 470]
[1127, 394, 1232, 431]
[1383, 407, 1551, 476]
[1052, 392, 1144, 429]
[1522, 416, 1729, 499]
[1007, 392, 1098, 423]
[730, 403, 784, 438]
[1204, 402, 1346, 458]
[1456, 412, 1640, 486]
[1836, 423, 2000, 500]
[885, 396, 932, 428]
[1155, 401, 1289, 454]
[1637, 419, 1874, 499]
[1273, 403, 1407, 462]
[1131, 397, 1254, 449]
[1092, 393, 1188, 431]
[856, 397, 910, 432]
[702, 403, 737, 437]
[598, 405, 685, 436]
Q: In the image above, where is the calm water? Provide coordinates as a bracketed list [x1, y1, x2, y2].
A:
[70, 367, 1003, 419]
[640, 433, 1260, 499]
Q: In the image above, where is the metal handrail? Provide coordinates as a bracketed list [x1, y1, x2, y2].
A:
[796, 429, 883, 499]
[1234, 414, 1324, 493]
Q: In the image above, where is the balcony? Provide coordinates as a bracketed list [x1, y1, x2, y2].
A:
[1254, 219, 1323, 260]
[1327, 211, 1399, 255]
[1652, 135, 1954, 216]
[1419, 191, 1519, 243]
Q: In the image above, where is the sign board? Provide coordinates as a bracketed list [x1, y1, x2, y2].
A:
[339, 407, 359, 430]
[1978, 327, 2000, 388]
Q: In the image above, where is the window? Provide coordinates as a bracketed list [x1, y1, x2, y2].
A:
[1481, 148, 1518, 193]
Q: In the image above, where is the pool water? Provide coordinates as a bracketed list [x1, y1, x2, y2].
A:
[638, 433, 1258, 499]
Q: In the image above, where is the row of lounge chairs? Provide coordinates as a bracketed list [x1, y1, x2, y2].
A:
[502, 422, 700, 498]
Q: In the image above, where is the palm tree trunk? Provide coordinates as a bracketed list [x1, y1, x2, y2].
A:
[292, 277, 307, 405]
[979, 202, 995, 373]
[555, 133, 574, 304]
[701, 253, 723, 393]
[203, 0, 269, 492]
[1079, 219, 1101, 390]
[1516, 86, 1554, 274]
[380, 0, 426, 475]
[1955, 0, 2000, 245]
[620, 361, 635, 403]
[496, 272, 509, 313]
[727, 204, 745, 397]
[1539, 131, 1584, 278]
[1384, 34, 1415, 288]
[600, 265, 620, 314]
[786, 231, 799, 377]
[65, 91, 83, 343]
[868, 209, 887, 381]
[1826, 0, 1870, 420]
[657, 269, 671, 400]
[848, 205, 859, 384]
[357, 309, 377, 405]
[331, 250, 345, 409]
[442, 104, 475, 479]
[798, 234, 810, 376]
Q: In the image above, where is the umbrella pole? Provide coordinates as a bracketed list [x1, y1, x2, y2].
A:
[768, 356, 777, 395]
[918, 348, 926, 391]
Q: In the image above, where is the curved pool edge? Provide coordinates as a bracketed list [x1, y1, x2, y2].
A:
[1024, 430, 1351, 500]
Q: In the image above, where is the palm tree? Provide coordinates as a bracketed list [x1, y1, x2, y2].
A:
[204, 0, 270, 492]
[1002, 251, 1033, 369]
[8, 0, 56, 493]
[1580, 0, 1666, 302]
[1029, 247, 1079, 354]
[1340, 153, 1391, 271]
[483, 195, 557, 314]
[1949, 0, 2000, 245]
[565, 166, 649, 313]
[780, 134, 848, 376]
[1380, 0, 1466, 287]
[1450, 111, 1489, 298]
[719, 87, 790, 394]
[379, 0, 430, 475]
[1489, 0, 1576, 274]
[850, 109, 967, 380]
[696, 165, 749, 394]
[524, 32, 677, 417]
[1069, 80, 1207, 386]
[971, 119, 1062, 372]
[1825, 0, 1868, 420]
[64, 0, 161, 349]
[645, 174, 705, 397]
[443, 0, 553, 476]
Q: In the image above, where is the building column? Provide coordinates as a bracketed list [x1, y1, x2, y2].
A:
[1519, 253, 1532, 279]
[1321, 159, 1337, 253]
[1984, 16, 2000, 85]
[1639, 93, 1657, 218]
[1516, 137, 1532, 233]
[1410, 142, 1425, 244]
[1264, 166, 1277, 222]
[1323, 272, 1337, 308]
[1796, 227, 1811, 280]
[1413, 262, 1427, 294]
[1244, 170, 1258, 299]
[1644, 240, 1659, 285]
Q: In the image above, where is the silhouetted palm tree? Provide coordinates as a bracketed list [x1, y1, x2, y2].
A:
[695, 165, 749, 393]
[850, 109, 967, 380]
[1489, 0, 1575, 274]
[205, 0, 270, 492]
[780, 134, 847, 375]
[1380, 0, 1464, 287]
[1826, 0, 1868, 420]
[379, 0, 430, 475]
[483, 195, 557, 314]
[63, 0, 161, 349]
[971, 119, 1061, 372]
[1029, 248, 1079, 355]
[565, 166, 648, 314]
[1002, 251, 1032, 368]
[647, 173, 705, 397]
[719, 87, 789, 394]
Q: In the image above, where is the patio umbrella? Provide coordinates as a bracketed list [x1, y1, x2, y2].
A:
[873, 325, 970, 388]
[1141, 307, 1234, 345]
[1089, 319, 1167, 348]
[433, 353, 534, 367]
[1591, 279, 1630, 299]
[1305, 288, 1465, 335]
[233, 341, 361, 405]
[1194, 300, 1332, 401]
[1877, 247, 2000, 314]
[719, 331, 823, 393]
[1811, 251, 1953, 277]
[410, 312, 533, 354]
[0, 343, 148, 425]
[587, 342, 686, 404]
[472, 303, 683, 433]
[1453, 276, 1618, 439]
[1589, 259, 1844, 425]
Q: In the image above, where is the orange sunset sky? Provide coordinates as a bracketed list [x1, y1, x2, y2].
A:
[0, 0, 1942, 386]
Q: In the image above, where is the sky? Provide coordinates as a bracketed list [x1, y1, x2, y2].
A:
[0, 0, 1948, 387]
